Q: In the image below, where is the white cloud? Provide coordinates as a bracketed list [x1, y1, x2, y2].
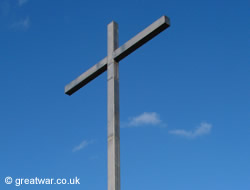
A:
[124, 112, 165, 127]
[72, 140, 94, 152]
[18, 0, 28, 6]
[12, 16, 30, 29]
[169, 122, 212, 139]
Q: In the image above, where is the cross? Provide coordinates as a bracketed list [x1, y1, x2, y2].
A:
[64, 15, 170, 190]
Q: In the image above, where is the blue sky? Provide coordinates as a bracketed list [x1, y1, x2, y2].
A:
[0, 0, 249, 189]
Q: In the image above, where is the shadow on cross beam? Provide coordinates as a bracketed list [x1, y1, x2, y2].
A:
[65, 15, 170, 96]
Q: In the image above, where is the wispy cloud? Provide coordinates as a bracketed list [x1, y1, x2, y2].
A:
[123, 112, 166, 128]
[12, 16, 30, 29]
[72, 140, 94, 152]
[169, 122, 212, 139]
[18, 0, 28, 6]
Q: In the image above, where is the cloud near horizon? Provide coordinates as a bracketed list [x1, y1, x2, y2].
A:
[169, 122, 212, 139]
[123, 112, 166, 127]
[72, 140, 94, 152]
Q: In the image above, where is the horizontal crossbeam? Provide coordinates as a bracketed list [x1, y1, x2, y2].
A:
[65, 57, 107, 95]
[65, 15, 170, 95]
[113, 16, 170, 62]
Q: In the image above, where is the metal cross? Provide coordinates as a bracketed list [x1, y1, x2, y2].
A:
[64, 15, 170, 190]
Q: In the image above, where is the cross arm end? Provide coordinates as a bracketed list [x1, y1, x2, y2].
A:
[113, 15, 171, 62]
[64, 57, 108, 96]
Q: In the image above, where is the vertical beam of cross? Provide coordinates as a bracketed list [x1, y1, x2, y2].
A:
[64, 15, 170, 190]
[107, 22, 120, 190]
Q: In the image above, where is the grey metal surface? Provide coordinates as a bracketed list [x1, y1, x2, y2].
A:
[65, 57, 107, 95]
[107, 21, 120, 190]
[64, 15, 170, 95]
[64, 15, 170, 190]
[113, 15, 170, 62]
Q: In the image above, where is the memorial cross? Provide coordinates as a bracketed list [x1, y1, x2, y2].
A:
[65, 15, 170, 190]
